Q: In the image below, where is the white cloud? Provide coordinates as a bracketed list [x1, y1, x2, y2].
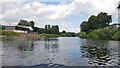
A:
[0, 0, 25, 2]
[0, 0, 119, 32]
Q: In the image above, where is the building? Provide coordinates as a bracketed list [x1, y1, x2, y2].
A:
[4, 25, 33, 33]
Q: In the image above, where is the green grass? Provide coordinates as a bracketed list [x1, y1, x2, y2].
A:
[0, 30, 19, 37]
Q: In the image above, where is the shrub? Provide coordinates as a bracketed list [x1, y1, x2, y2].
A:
[111, 28, 120, 40]
[86, 27, 119, 40]
[79, 32, 87, 38]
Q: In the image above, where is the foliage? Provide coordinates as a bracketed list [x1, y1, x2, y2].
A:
[80, 21, 89, 33]
[35, 25, 59, 34]
[18, 19, 30, 26]
[88, 28, 112, 40]
[80, 12, 112, 33]
[51, 25, 59, 34]
[80, 27, 120, 41]
[79, 32, 87, 38]
[17, 19, 35, 28]
[111, 28, 120, 40]
[29, 21, 35, 28]
[60, 32, 76, 37]
[61, 30, 66, 34]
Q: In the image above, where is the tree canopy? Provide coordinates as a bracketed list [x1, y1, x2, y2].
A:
[17, 19, 35, 28]
[80, 12, 112, 33]
[44, 25, 59, 34]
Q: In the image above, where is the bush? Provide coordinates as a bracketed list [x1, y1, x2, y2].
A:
[81, 27, 120, 40]
[111, 28, 120, 40]
[79, 32, 87, 38]
[87, 28, 112, 40]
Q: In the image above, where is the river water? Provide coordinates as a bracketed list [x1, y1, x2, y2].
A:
[1, 37, 120, 66]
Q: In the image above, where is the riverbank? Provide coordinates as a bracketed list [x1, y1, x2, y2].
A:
[0, 30, 79, 39]
[80, 27, 120, 41]
[0, 30, 40, 39]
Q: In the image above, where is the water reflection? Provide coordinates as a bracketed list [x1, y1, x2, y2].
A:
[44, 38, 59, 54]
[2, 37, 118, 66]
[81, 43, 116, 66]
[17, 39, 34, 51]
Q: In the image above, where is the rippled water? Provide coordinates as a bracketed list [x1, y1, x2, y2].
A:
[1, 37, 120, 66]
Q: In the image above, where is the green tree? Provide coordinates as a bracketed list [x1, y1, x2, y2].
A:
[80, 12, 112, 33]
[18, 19, 31, 26]
[79, 32, 87, 38]
[51, 25, 59, 34]
[45, 25, 47, 30]
[80, 21, 89, 33]
[61, 30, 66, 34]
[45, 24, 50, 30]
[29, 21, 35, 28]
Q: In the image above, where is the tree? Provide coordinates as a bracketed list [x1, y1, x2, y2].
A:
[29, 21, 35, 28]
[48, 25, 50, 29]
[45, 24, 50, 30]
[80, 12, 112, 33]
[61, 30, 66, 34]
[80, 21, 89, 33]
[97, 12, 112, 27]
[45, 25, 47, 29]
[33, 27, 39, 32]
[18, 19, 31, 26]
[51, 25, 59, 34]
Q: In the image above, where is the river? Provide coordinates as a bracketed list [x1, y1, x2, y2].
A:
[1, 37, 120, 66]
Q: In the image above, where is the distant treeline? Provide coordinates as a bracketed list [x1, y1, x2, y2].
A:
[0, 19, 78, 37]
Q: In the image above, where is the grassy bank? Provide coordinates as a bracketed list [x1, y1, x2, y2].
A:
[80, 27, 120, 41]
[0, 30, 78, 39]
[0, 30, 67, 38]
[0, 30, 19, 37]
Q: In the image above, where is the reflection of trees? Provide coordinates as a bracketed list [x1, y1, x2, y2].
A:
[81, 44, 115, 66]
[17, 38, 34, 51]
[44, 38, 59, 54]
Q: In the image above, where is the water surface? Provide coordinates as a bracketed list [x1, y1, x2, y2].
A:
[1, 37, 120, 66]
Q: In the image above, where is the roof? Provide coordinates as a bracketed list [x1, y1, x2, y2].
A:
[16, 25, 33, 30]
[4, 25, 33, 30]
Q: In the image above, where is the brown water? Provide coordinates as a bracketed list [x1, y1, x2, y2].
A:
[1, 37, 120, 66]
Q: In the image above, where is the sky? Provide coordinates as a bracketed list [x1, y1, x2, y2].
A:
[0, 0, 119, 32]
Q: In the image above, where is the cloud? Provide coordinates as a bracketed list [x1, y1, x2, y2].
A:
[0, 0, 25, 2]
[0, 0, 119, 32]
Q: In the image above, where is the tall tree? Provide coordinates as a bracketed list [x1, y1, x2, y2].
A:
[51, 25, 59, 34]
[18, 19, 31, 26]
[29, 21, 35, 28]
[80, 12, 112, 33]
